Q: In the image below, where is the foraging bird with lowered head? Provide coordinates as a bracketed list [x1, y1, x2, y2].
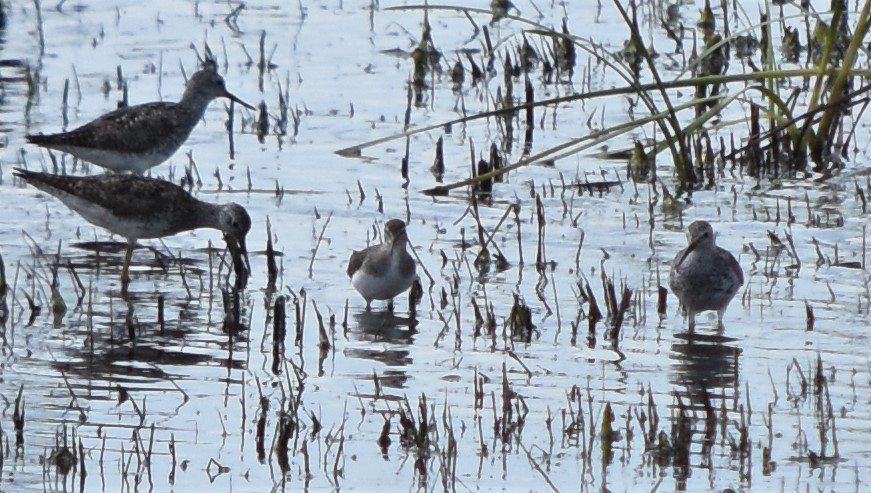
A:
[14, 169, 251, 296]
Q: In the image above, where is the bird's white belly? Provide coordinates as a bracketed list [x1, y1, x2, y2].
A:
[59, 145, 169, 174]
[351, 262, 416, 300]
[56, 192, 160, 240]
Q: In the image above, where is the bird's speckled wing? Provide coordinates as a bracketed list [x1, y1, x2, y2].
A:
[347, 249, 367, 278]
[668, 246, 688, 291]
[26, 102, 189, 154]
[347, 243, 385, 278]
[724, 248, 744, 286]
[14, 170, 197, 219]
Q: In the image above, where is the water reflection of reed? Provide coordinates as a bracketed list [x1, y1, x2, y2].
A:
[68, 241, 213, 281]
[50, 297, 248, 384]
[54, 343, 245, 382]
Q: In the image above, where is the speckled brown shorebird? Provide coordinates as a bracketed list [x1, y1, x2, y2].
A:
[347, 219, 417, 311]
[669, 220, 743, 333]
[14, 169, 251, 296]
[26, 67, 254, 174]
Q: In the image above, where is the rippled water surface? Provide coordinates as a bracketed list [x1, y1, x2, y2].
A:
[0, 1, 869, 492]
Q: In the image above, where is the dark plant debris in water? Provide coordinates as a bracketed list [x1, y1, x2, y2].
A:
[8, 1, 871, 492]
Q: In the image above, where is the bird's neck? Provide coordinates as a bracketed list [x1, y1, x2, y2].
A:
[178, 87, 216, 116]
[389, 239, 408, 254]
[187, 201, 225, 232]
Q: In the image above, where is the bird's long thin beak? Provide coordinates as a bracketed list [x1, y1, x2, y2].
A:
[240, 238, 252, 275]
[391, 231, 408, 253]
[675, 233, 706, 267]
[225, 90, 256, 110]
[226, 234, 252, 277]
[686, 232, 711, 254]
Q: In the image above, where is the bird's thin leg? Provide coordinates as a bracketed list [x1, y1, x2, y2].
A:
[687, 310, 696, 334]
[365, 300, 372, 311]
[121, 242, 134, 297]
[716, 309, 726, 334]
[144, 243, 173, 262]
[387, 299, 394, 313]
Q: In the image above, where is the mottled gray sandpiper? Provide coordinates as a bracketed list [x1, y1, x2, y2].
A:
[26, 67, 254, 174]
[14, 169, 251, 295]
[669, 220, 743, 333]
[347, 219, 417, 311]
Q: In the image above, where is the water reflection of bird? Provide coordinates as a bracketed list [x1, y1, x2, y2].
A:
[14, 169, 251, 296]
[669, 220, 743, 333]
[670, 337, 740, 394]
[668, 336, 741, 472]
[344, 310, 417, 391]
[26, 67, 254, 175]
[353, 309, 418, 344]
[347, 219, 417, 311]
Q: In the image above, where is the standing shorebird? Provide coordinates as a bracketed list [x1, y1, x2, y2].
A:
[26, 67, 254, 175]
[669, 220, 743, 334]
[347, 219, 417, 311]
[14, 169, 251, 296]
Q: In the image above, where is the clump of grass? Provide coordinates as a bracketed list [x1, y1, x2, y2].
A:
[13, 385, 24, 448]
[339, 1, 871, 197]
[507, 294, 536, 342]
[398, 394, 435, 481]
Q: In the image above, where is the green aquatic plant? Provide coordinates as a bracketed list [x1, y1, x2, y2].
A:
[339, 1, 871, 195]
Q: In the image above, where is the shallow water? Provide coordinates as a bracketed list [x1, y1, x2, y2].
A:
[0, 1, 868, 492]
